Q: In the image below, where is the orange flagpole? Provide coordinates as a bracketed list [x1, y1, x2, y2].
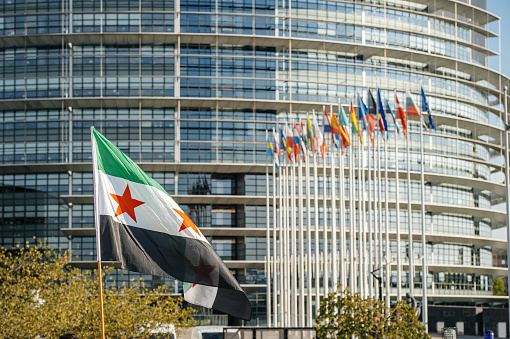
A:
[91, 126, 106, 339]
[98, 260, 106, 339]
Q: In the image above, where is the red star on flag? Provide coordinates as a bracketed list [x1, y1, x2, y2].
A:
[109, 184, 145, 223]
[192, 255, 216, 287]
[175, 209, 202, 237]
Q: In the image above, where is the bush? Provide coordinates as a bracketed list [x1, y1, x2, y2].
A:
[316, 285, 430, 339]
[0, 242, 196, 338]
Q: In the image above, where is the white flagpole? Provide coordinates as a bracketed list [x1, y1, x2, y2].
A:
[278, 127, 284, 325]
[272, 129, 278, 326]
[305, 121, 313, 326]
[339, 129, 346, 289]
[91, 127, 106, 339]
[330, 104, 338, 292]
[298, 146, 305, 326]
[405, 95, 415, 296]
[348, 105, 356, 293]
[394, 120, 402, 302]
[285, 155, 290, 326]
[373, 121, 380, 299]
[265, 130, 272, 327]
[367, 117, 374, 298]
[377, 131, 387, 300]
[322, 105, 329, 298]
[291, 150, 297, 326]
[384, 127, 390, 308]
[357, 130, 363, 297]
[312, 110, 320, 315]
[420, 98, 429, 331]
[361, 130, 368, 298]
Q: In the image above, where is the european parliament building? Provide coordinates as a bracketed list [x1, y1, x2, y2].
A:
[0, 0, 509, 334]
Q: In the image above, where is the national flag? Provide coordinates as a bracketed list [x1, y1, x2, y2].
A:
[377, 88, 389, 135]
[350, 101, 361, 143]
[280, 128, 293, 163]
[299, 118, 308, 149]
[313, 114, 326, 159]
[339, 125, 350, 149]
[293, 122, 302, 161]
[368, 90, 385, 136]
[385, 99, 402, 137]
[307, 114, 315, 155]
[324, 108, 339, 148]
[273, 130, 280, 170]
[286, 125, 294, 151]
[358, 94, 369, 130]
[267, 134, 273, 156]
[368, 113, 376, 146]
[421, 85, 436, 131]
[90, 127, 251, 320]
[338, 104, 349, 127]
[395, 91, 408, 138]
[405, 89, 421, 117]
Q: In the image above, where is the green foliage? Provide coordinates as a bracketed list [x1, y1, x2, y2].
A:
[493, 278, 506, 296]
[316, 285, 430, 339]
[0, 242, 196, 339]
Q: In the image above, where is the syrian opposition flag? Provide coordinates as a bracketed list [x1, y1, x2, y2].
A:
[91, 127, 251, 320]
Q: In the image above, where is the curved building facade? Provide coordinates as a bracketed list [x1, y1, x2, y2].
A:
[0, 0, 508, 332]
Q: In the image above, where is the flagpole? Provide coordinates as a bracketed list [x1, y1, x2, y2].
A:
[348, 104, 355, 293]
[90, 127, 106, 339]
[405, 95, 415, 297]
[330, 104, 338, 292]
[298, 147, 305, 326]
[305, 130, 313, 326]
[283, 156, 288, 326]
[265, 130, 272, 327]
[384, 126, 390, 308]
[420, 99, 428, 332]
[503, 86, 510, 333]
[312, 109, 320, 315]
[278, 128, 284, 325]
[373, 121, 380, 299]
[285, 157, 290, 326]
[321, 105, 329, 298]
[394, 122, 402, 302]
[339, 132, 346, 289]
[291, 152, 297, 326]
[272, 129, 278, 327]
[361, 131, 367, 298]
[367, 117, 374, 298]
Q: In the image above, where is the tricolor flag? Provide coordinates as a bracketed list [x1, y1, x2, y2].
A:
[350, 101, 362, 143]
[293, 122, 302, 162]
[307, 114, 315, 154]
[273, 129, 280, 170]
[385, 98, 402, 137]
[405, 89, 421, 117]
[324, 108, 339, 148]
[395, 91, 408, 138]
[91, 127, 251, 320]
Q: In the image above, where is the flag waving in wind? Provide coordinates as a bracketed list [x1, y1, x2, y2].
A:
[91, 127, 251, 320]
[421, 85, 436, 131]
[395, 91, 407, 138]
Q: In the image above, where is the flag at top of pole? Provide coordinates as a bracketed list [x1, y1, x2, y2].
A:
[377, 88, 389, 137]
[90, 127, 251, 320]
[395, 91, 408, 138]
[421, 85, 436, 131]
[350, 101, 362, 143]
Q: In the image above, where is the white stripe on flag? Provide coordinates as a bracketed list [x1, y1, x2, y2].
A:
[97, 170, 206, 241]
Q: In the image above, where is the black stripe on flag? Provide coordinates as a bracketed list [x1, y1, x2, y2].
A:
[99, 215, 251, 320]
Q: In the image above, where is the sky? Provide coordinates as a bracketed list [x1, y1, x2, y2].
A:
[487, 1, 509, 239]
[488, 1, 510, 77]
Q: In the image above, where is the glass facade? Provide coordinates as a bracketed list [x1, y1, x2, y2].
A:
[0, 0, 507, 327]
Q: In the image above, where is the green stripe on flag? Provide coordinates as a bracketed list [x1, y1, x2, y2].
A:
[92, 127, 169, 196]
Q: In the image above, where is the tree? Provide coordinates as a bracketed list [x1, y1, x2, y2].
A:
[316, 285, 430, 339]
[0, 242, 196, 338]
[493, 278, 506, 296]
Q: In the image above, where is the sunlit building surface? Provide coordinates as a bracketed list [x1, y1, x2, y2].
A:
[0, 0, 509, 332]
